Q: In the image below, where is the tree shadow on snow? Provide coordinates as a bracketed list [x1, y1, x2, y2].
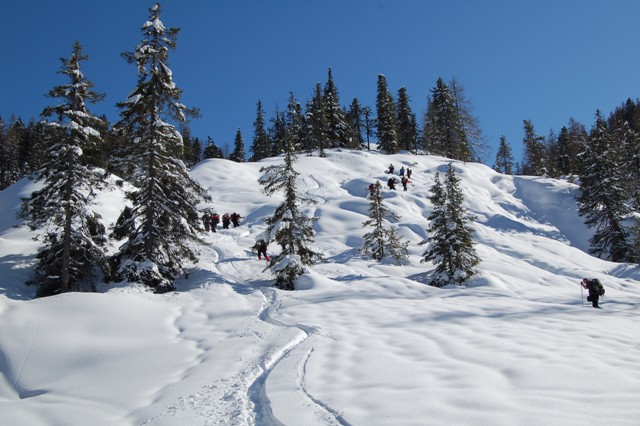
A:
[0, 253, 37, 300]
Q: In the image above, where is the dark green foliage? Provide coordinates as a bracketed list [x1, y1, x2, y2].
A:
[493, 135, 514, 174]
[229, 128, 246, 162]
[361, 180, 408, 263]
[345, 98, 366, 149]
[111, 3, 211, 292]
[396, 87, 419, 153]
[421, 164, 479, 286]
[306, 83, 328, 156]
[375, 75, 398, 153]
[250, 100, 272, 161]
[521, 119, 547, 176]
[203, 136, 224, 159]
[322, 68, 348, 148]
[19, 41, 109, 296]
[577, 111, 634, 263]
[258, 137, 321, 290]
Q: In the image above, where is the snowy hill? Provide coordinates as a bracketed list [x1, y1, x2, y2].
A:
[1, 149, 639, 426]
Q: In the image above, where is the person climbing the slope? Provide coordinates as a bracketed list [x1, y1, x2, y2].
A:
[254, 239, 270, 261]
[581, 278, 604, 308]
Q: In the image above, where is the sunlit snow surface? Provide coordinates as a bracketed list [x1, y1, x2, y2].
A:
[1, 150, 639, 425]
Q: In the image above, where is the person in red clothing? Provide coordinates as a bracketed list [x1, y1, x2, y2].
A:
[256, 239, 270, 261]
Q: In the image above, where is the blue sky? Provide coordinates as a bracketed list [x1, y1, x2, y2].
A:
[2, 0, 639, 164]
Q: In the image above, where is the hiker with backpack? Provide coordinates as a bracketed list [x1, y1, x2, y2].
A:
[386, 164, 395, 174]
[211, 212, 220, 233]
[201, 212, 211, 232]
[222, 213, 231, 229]
[253, 239, 270, 261]
[581, 278, 605, 308]
[230, 212, 242, 227]
[387, 177, 397, 190]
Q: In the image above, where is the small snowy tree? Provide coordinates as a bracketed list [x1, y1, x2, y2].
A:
[361, 180, 408, 263]
[420, 163, 479, 286]
[258, 136, 321, 290]
[19, 41, 108, 297]
[111, 3, 211, 292]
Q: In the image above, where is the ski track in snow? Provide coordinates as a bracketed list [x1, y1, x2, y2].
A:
[142, 229, 346, 425]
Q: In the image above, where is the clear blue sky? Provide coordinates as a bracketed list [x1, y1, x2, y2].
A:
[2, 0, 639, 164]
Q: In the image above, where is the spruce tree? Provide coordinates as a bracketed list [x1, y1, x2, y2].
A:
[375, 74, 398, 153]
[521, 119, 547, 176]
[306, 82, 328, 156]
[229, 128, 246, 162]
[345, 98, 365, 149]
[493, 135, 514, 174]
[258, 136, 322, 290]
[450, 78, 485, 161]
[361, 180, 408, 263]
[421, 163, 479, 286]
[203, 136, 223, 159]
[111, 3, 211, 292]
[396, 87, 419, 153]
[322, 68, 348, 148]
[285, 92, 306, 152]
[19, 41, 108, 296]
[577, 111, 634, 262]
[250, 100, 272, 161]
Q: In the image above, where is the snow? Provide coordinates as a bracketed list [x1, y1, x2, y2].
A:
[1, 149, 640, 425]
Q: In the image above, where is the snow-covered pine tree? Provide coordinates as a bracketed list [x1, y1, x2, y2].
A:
[361, 180, 408, 263]
[345, 98, 365, 149]
[258, 136, 322, 290]
[396, 87, 419, 153]
[493, 135, 514, 174]
[111, 3, 211, 292]
[577, 110, 634, 263]
[376, 74, 399, 154]
[19, 41, 108, 297]
[420, 163, 479, 286]
[203, 136, 224, 159]
[521, 119, 548, 176]
[229, 128, 246, 162]
[306, 82, 328, 157]
[249, 100, 272, 161]
[285, 92, 306, 152]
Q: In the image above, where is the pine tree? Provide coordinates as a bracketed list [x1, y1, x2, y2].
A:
[322, 68, 348, 148]
[229, 128, 246, 162]
[345, 98, 365, 149]
[203, 135, 223, 159]
[420, 163, 479, 286]
[269, 110, 287, 156]
[111, 3, 211, 292]
[306, 82, 328, 156]
[258, 137, 322, 290]
[577, 111, 634, 262]
[285, 92, 306, 152]
[521, 119, 547, 176]
[493, 135, 514, 174]
[361, 181, 408, 263]
[396, 87, 419, 153]
[422, 78, 469, 161]
[19, 41, 108, 297]
[450, 78, 485, 161]
[375, 74, 398, 153]
[250, 100, 272, 161]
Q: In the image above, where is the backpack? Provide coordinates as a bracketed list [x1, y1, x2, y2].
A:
[590, 278, 605, 296]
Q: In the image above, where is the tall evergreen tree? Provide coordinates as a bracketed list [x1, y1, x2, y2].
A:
[396, 87, 419, 153]
[422, 78, 469, 161]
[521, 119, 547, 176]
[285, 92, 306, 152]
[450, 78, 485, 161]
[345, 98, 365, 149]
[306, 82, 328, 156]
[111, 3, 211, 292]
[250, 100, 272, 161]
[577, 111, 634, 262]
[322, 68, 348, 148]
[361, 180, 409, 263]
[375, 74, 398, 153]
[258, 136, 322, 290]
[493, 135, 514, 174]
[19, 41, 108, 297]
[420, 163, 480, 286]
[269, 110, 287, 156]
[229, 128, 246, 162]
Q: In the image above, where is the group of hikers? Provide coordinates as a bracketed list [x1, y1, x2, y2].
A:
[368, 164, 413, 195]
[201, 211, 243, 233]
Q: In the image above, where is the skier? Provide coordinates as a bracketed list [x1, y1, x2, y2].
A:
[230, 212, 242, 227]
[387, 177, 397, 190]
[581, 278, 602, 308]
[201, 212, 211, 232]
[222, 213, 231, 229]
[255, 239, 270, 261]
[211, 212, 220, 233]
[401, 176, 410, 191]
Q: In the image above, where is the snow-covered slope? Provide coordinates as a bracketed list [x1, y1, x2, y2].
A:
[1, 150, 639, 426]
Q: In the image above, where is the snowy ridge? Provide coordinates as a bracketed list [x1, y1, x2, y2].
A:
[1, 149, 640, 425]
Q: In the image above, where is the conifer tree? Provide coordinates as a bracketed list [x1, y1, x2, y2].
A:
[229, 128, 246, 162]
[493, 135, 514, 174]
[361, 180, 408, 263]
[19, 41, 108, 297]
[322, 68, 348, 148]
[250, 100, 272, 161]
[375, 74, 398, 153]
[285, 92, 306, 152]
[203, 135, 223, 159]
[521, 119, 547, 176]
[306, 82, 328, 156]
[577, 111, 634, 262]
[269, 110, 287, 156]
[111, 3, 211, 292]
[450, 78, 485, 161]
[345, 98, 365, 149]
[396, 87, 419, 153]
[258, 136, 322, 290]
[420, 163, 479, 286]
